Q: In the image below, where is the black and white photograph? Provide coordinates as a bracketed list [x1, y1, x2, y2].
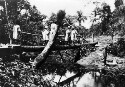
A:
[0, 0, 125, 86]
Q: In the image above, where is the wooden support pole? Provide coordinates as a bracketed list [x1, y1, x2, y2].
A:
[103, 46, 107, 66]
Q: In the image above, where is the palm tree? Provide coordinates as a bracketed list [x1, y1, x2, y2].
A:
[76, 10, 87, 26]
[63, 15, 74, 26]
[115, 0, 124, 8]
[45, 13, 57, 27]
[90, 16, 99, 42]
[90, 5, 102, 42]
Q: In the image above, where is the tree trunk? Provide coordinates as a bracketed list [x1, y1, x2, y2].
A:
[33, 25, 58, 69]
[111, 26, 114, 42]
[103, 47, 107, 66]
[111, 33, 114, 41]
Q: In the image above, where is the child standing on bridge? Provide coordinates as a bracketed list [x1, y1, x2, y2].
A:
[42, 26, 49, 45]
[71, 26, 77, 44]
[49, 23, 57, 40]
[65, 26, 71, 45]
[12, 22, 21, 44]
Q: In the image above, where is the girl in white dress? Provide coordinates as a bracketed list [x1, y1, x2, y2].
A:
[49, 23, 57, 40]
[71, 28, 77, 44]
[13, 24, 21, 44]
[42, 26, 49, 45]
[65, 26, 71, 45]
[13, 25, 21, 39]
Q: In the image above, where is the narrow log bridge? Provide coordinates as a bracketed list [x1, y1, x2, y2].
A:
[21, 42, 97, 52]
[0, 42, 98, 56]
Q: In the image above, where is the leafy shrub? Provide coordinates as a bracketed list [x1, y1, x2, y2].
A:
[107, 38, 125, 57]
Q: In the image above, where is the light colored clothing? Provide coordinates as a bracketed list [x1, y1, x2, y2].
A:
[20, 9, 30, 16]
[42, 29, 49, 40]
[50, 23, 57, 31]
[49, 23, 57, 40]
[20, 9, 27, 15]
[71, 29, 77, 41]
[13, 25, 21, 39]
[65, 29, 71, 41]
[0, 6, 4, 11]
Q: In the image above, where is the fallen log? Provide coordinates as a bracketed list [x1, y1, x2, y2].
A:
[32, 10, 98, 69]
[57, 64, 101, 86]
[33, 23, 58, 69]
[33, 10, 66, 69]
[57, 64, 100, 86]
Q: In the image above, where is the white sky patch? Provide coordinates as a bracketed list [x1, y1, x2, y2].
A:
[28, 0, 116, 28]
[28, 0, 84, 17]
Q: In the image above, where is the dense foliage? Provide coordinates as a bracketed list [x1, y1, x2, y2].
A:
[1, 52, 125, 87]
[0, 0, 125, 87]
[0, 0, 46, 44]
[0, 49, 86, 87]
[107, 38, 125, 57]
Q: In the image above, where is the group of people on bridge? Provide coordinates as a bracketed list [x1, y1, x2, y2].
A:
[65, 25, 78, 44]
[42, 24, 78, 45]
[11, 22, 79, 45]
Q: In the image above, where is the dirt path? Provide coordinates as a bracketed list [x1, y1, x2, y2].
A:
[77, 36, 111, 68]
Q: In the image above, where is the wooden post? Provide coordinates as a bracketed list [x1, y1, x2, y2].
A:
[92, 20, 94, 42]
[111, 26, 114, 41]
[103, 47, 107, 66]
[92, 33, 94, 42]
